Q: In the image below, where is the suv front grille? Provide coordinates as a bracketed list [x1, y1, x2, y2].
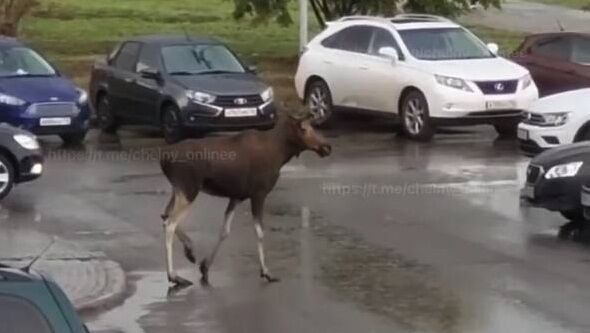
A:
[475, 80, 518, 95]
[526, 165, 543, 184]
[214, 95, 264, 108]
[26, 102, 79, 117]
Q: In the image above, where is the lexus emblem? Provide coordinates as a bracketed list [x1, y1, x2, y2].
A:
[494, 83, 505, 92]
[234, 98, 248, 105]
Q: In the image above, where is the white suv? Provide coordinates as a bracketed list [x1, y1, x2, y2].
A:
[295, 14, 539, 141]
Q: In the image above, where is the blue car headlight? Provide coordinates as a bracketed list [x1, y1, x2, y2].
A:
[0, 92, 25, 106]
[76, 88, 88, 105]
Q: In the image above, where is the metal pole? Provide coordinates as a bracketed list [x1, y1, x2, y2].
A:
[299, 0, 308, 51]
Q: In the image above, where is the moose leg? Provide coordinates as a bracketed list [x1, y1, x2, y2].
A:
[176, 226, 196, 264]
[163, 190, 193, 286]
[200, 199, 239, 284]
[251, 195, 279, 283]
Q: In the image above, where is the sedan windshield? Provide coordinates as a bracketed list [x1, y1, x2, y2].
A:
[162, 44, 245, 75]
[0, 47, 57, 77]
[398, 28, 494, 61]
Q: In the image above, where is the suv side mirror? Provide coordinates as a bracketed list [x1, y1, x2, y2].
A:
[378, 47, 399, 64]
[247, 65, 258, 74]
[487, 42, 499, 55]
[139, 67, 161, 80]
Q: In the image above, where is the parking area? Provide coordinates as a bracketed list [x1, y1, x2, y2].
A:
[2, 119, 590, 333]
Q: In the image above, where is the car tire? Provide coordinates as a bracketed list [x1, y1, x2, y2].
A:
[60, 131, 87, 145]
[0, 153, 15, 200]
[161, 104, 185, 144]
[97, 94, 118, 133]
[400, 90, 434, 142]
[494, 121, 519, 138]
[305, 80, 334, 128]
[560, 209, 584, 221]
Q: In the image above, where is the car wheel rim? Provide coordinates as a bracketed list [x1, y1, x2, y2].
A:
[404, 98, 425, 135]
[0, 160, 10, 194]
[308, 87, 329, 122]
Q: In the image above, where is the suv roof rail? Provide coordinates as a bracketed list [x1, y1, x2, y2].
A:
[392, 13, 452, 23]
[337, 15, 390, 23]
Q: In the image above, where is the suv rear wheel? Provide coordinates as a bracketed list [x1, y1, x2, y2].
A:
[0, 153, 15, 200]
[305, 80, 333, 127]
[400, 90, 434, 141]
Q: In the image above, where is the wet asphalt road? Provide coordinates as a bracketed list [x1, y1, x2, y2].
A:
[3, 118, 590, 333]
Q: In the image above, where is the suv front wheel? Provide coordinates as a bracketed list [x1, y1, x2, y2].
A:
[400, 90, 434, 141]
[305, 80, 333, 127]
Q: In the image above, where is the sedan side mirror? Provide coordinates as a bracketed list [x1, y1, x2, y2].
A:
[139, 67, 161, 80]
[377, 47, 399, 64]
[487, 42, 499, 55]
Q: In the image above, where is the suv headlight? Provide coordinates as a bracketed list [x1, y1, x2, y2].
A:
[545, 161, 583, 179]
[13, 134, 40, 150]
[542, 112, 569, 126]
[261, 87, 274, 103]
[435, 75, 473, 92]
[187, 91, 216, 104]
[0, 92, 25, 106]
[520, 74, 533, 90]
[76, 88, 88, 105]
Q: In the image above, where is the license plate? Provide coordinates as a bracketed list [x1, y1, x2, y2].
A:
[224, 108, 257, 117]
[40, 117, 71, 126]
[521, 185, 535, 199]
[517, 128, 529, 140]
[486, 100, 516, 110]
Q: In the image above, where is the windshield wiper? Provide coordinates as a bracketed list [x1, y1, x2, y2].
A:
[168, 71, 198, 76]
[197, 70, 240, 75]
[1, 73, 55, 78]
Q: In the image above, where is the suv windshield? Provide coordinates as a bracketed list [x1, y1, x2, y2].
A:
[162, 44, 245, 75]
[0, 47, 57, 77]
[399, 28, 494, 61]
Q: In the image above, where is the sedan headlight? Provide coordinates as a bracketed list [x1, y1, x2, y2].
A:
[13, 134, 40, 150]
[520, 74, 533, 90]
[260, 87, 274, 103]
[76, 88, 88, 105]
[545, 161, 583, 179]
[186, 91, 216, 104]
[435, 75, 473, 92]
[0, 92, 25, 106]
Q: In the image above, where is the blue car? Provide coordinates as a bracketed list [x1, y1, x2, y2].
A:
[0, 38, 90, 144]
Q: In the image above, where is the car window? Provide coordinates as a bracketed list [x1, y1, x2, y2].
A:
[0, 294, 54, 333]
[0, 47, 56, 77]
[398, 28, 493, 60]
[571, 37, 590, 65]
[532, 37, 571, 61]
[136, 44, 159, 73]
[369, 28, 404, 60]
[113, 42, 141, 72]
[321, 26, 372, 54]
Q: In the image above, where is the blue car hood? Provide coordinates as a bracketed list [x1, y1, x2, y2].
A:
[0, 76, 78, 103]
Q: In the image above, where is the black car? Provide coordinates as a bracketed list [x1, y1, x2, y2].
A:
[0, 265, 89, 333]
[90, 35, 277, 143]
[0, 123, 43, 199]
[521, 141, 590, 222]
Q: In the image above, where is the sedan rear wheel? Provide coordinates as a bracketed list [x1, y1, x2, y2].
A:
[0, 154, 15, 200]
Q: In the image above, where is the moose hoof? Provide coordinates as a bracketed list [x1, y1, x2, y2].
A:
[168, 275, 193, 287]
[260, 270, 280, 283]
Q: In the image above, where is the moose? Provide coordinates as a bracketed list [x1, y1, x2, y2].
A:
[159, 114, 332, 286]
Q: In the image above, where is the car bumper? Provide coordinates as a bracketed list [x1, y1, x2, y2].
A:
[181, 101, 277, 131]
[520, 177, 583, 213]
[516, 122, 576, 153]
[17, 154, 43, 183]
[427, 84, 538, 120]
[11, 104, 91, 136]
[581, 185, 590, 218]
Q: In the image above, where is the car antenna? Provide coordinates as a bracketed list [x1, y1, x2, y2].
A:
[556, 19, 565, 32]
[22, 237, 56, 273]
